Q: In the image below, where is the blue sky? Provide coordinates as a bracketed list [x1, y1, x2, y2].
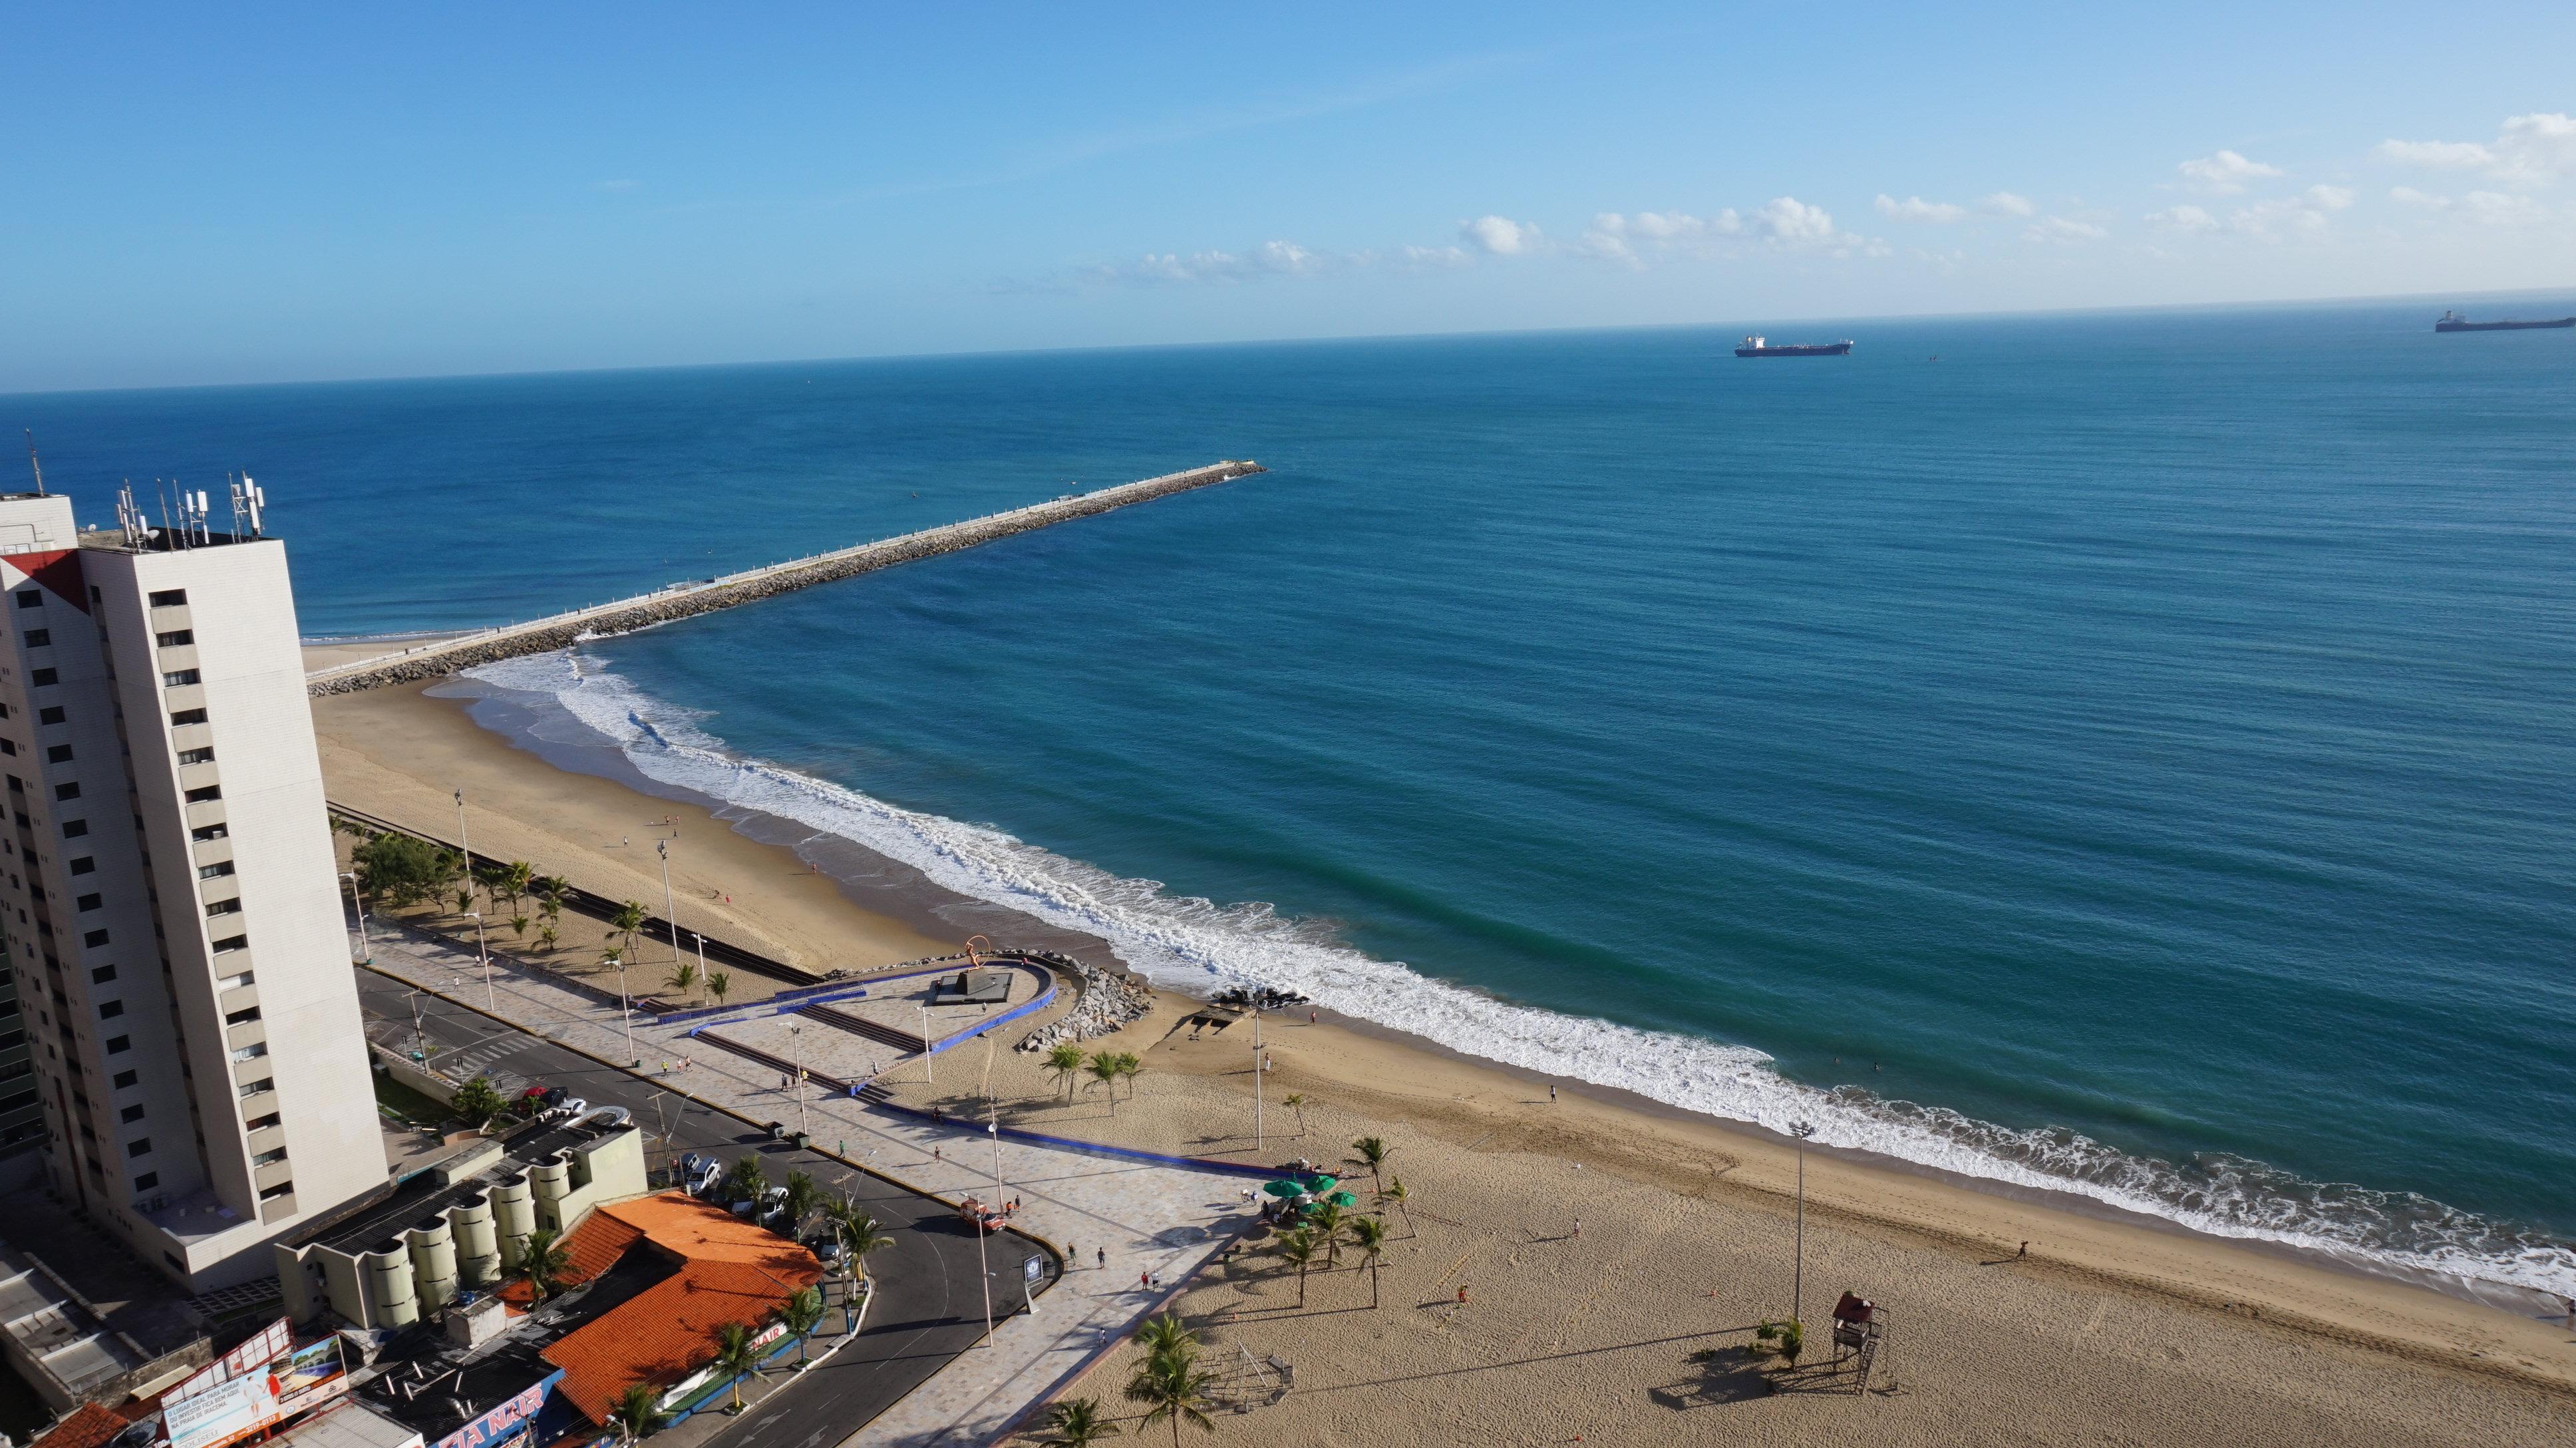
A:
[5, 2, 2571, 391]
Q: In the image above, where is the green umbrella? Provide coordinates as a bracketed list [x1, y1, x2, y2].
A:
[1324, 1190, 1359, 1208]
[1262, 1180, 1306, 1198]
[1295, 1173, 1339, 1193]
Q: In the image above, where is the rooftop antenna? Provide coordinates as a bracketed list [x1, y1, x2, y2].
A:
[22, 431, 44, 496]
[156, 480, 175, 548]
[245, 475, 265, 537]
[116, 482, 148, 548]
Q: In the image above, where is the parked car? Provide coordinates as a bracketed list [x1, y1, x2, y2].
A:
[679, 1152, 723, 1196]
[803, 1234, 844, 1264]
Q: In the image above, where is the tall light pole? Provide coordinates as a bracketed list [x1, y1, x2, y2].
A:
[790, 1025, 809, 1137]
[657, 840, 679, 966]
[466, 911, 493, 1009]
[1788, 1119, 1817, 1329]
[692, 931, 709, 1003]
[989, 1108, 1027, 1317]
[405, 990, 426, 1063]
[609, 952, 636, 1065]
[1251, 1006, 1265, 1153]
[341, 871, 371, 964]
[919, 1003, 933, 1084]
[453, 789, 472, 899]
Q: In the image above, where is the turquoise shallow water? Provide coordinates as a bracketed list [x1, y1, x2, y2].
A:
[17, 298, 2576, 1290]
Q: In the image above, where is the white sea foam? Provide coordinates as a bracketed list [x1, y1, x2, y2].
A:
[463, 647, 2576, 1301]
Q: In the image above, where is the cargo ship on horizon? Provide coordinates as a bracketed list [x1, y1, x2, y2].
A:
[2433, 310, 2575, 332]
[1736, 335, 1853, 357]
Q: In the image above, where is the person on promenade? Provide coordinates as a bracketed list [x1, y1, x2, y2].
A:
[1097, 1247, 1106, 1270]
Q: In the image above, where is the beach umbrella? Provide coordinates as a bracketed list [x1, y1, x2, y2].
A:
[1324, 1190, 1359, 1208]
[1262, 1180, 1305, 1198]
[1295, 1173, 1339, 1192]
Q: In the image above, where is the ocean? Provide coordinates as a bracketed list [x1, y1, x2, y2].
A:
[19, 297, 2576, 1297]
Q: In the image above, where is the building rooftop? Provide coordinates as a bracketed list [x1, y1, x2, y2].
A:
[536, 1194, 822, 1425]
[294, 1120, 617, 1259]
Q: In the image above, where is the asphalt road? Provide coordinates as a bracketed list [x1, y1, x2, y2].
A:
[354, 970, 1047, 1448]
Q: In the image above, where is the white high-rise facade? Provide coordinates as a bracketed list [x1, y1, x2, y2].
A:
[0, 487, 379, 1291]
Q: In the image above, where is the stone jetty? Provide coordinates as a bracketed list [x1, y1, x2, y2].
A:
[307, 459, 1264, 694]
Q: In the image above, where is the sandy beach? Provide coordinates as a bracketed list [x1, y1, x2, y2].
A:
[308, 664, 2576, 1445]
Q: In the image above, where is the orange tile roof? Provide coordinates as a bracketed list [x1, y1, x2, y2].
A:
[495, 1210, 643, 1308]
[33, 1403, 133, 1448]
[538, 1194, 823, 1425]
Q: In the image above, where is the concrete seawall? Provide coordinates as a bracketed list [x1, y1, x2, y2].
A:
[307, 459, 1264, 694]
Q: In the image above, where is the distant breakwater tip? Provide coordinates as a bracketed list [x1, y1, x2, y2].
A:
[306, 459, 1263, 695]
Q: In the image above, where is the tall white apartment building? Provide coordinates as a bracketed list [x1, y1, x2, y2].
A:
[0, 486, 380, 1291]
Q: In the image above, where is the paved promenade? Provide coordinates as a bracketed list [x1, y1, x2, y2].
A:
[359, 924, 1257, 1447]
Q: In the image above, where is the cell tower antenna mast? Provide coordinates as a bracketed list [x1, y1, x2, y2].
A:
[23, 430, 44, 496]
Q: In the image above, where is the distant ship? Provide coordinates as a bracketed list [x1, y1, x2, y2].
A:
[2434, 310, 2575, 332]
[1735, 335, 1853, 357]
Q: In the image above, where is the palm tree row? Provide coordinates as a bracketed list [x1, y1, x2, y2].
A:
[1265, 1136, 1408, 1308]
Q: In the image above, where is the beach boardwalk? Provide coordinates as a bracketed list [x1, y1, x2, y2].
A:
[354, 922, 1257, 1447]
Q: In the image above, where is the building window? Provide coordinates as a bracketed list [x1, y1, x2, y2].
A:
[155, 630, 193, 647]
[184, 786, 221, 804]
[20, 630, 47, 648]
[257, 1181, 291, 1201]
[211, 934, 247, 953]
[44, 745, 71, 763]
[191, 822, 227, 842]
[118, 1104, 144, 1123]
[169, 708, 206, 726]
[105, 1035, 130, 1053]
[223, 1005, 259, 1025]
[161, 669, 200, 687]
[238, 1077, 271, 1098]
[29, 669, 55, 687]
[38, 707, 63, 725]
[97, 1001, 122, 1020]
[126, 1138, 151, 1158]
[133, 1173, 157, 1192]
[243, 1112, 280, 1131]
[249, 1146, 285, 1167]
[204, 899, 242, 918]
[91, 964, 115, 984]
[216, 970, 253, 991]
[76, 894, 100, 912]
[82, 929, 108, 948]
[112, 1069, 136, 1089]
[52, 783, 77, 803]
[177, 748, 215, 766]
[69, 856, 92, 874]
[0, 741, 13, 756]
[228, 1041, 265, 1062]
[198, 861, 234, 880]
[13, 590, 39, 609]
[60, 820, 85, 838]
[149, 590, 187, 608]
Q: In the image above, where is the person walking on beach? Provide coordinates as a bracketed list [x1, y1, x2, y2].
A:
[1097, 1247, 1106, 1270]
[1549, 1084, 1557, 1103]
[2017, 1240, 2029, 1259]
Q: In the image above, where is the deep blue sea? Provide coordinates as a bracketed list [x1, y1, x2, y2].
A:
[17, 298, 2576, 1295]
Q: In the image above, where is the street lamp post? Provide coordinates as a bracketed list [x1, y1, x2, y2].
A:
[609, 952, 637, 1065]
[1788, 1119, 1817, 1330]
[453, 789, 472, 898]
[468, 911, 492, 1009]
[988, 1109, 1028, 1317]
[405, 990, 426, 1063]
[657, 840, 679, 966]
[691, 931, 709, 1002]
[1251, 1007, 1264, 1153]
[790, 1025, 809, 1137]
[919, 1003, 933, 1084]
[341, 871, 371, 964]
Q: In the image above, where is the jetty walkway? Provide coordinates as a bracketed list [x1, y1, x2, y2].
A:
[307, 459, 1263, 693]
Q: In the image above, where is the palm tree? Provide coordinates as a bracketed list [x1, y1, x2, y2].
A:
[1034, 1398, 1120, 1447]
[1282, 1092, 1309, 1137]
[453, 884, 477, 917]
[1045, 1042, 1087, 1101]
[1273, 1226, 1320, 1308]
[775, 1286, 826, 1367]
[1132, 1312, 1197, 1364]
[1084, 1051, 1123, 1115]
[510, 914, 532, 941]
[665, 960, 700, 1003]
[723, 1155, 769, 1207]
[611, 899, 648, 961]
[608, 1383, 665, 1446]
[709, 1322, 764, 1413]
[498, 861, 535, 918]
[706, 970, 732, 1007]
[779, 1170, 823, 1236]
[537, 923, 560, 954]
[1113, 1052, 1143, 1101]
[818, 1198, 895, 1284]
[1378, 1176, 1412, 1237]
[451, 1075, 506, 1130]
[1307, 1200, 1349, 1268]
[1349, 1216, 1389, 1309]
[1347, 1136, 1394, 1194]
[514, 1226, 573, 1302]
[1123, 1352, 1215, 1448]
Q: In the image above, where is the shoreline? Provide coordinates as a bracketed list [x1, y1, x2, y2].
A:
[305, 656, 2576, 1422]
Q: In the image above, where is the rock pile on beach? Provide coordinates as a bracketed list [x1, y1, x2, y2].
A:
[1015, 950, 1154, 1051]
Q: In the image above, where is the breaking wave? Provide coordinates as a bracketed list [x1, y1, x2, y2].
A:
[458, 647, 2576, 1303]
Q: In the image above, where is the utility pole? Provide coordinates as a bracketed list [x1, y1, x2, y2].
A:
[790, 1025, 809, 1137]
[406, 990, 426, 1063]
[1789, 1120, 1817, 1329]
[469, 911, 492, 1009]
[610, 953, 636, 1065]
[919, 1003, 933, 1084]
[342, 871, 371, 964]
[1252, 1007, 1264, 1153]
[453, 789, 472, 900]
[657, 839, 679, 966]
[692, 931, 709, 1002]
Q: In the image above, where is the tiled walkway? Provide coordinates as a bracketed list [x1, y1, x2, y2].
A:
[359, 925, 1253, 1447]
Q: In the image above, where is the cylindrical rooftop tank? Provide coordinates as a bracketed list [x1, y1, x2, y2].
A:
[408, 1218, 459, 1312]
[452, 1195, 500, 1287]
[493, 1174, 537, 1262]
[364, 1246, 418, 1328]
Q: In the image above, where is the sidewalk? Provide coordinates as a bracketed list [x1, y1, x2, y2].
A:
[357, 924, 1254, 1447]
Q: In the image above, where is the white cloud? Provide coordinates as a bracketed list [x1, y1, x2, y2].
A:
[2379, 113, 2575, 184]
[2177, 149, 2284, 193]
[1750, 196, 1842, 244]
[1875, 194, 1967, 223]
[1094, 239, 1331, 285]
[2390, 186, 2451, 208]
[2462, 190, 2549, 226]
[1398, 244, 1474, 270]
[2147, 204, 2219, 231]
[1978, 191, 2036, 216]
[2024, 215, 2108, 243]
[1462, 214, 1539, 255]
[1576, 208, 1744, 264]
